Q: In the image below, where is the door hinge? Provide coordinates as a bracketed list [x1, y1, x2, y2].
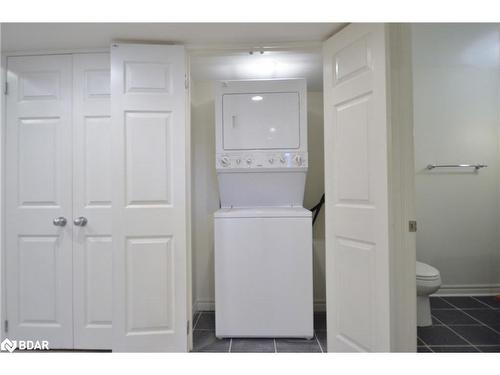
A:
[4, 82, 8, 95]
[4, 320, 8, 333]
[409, 220, 417, 233]
[187, 320, 190, 335]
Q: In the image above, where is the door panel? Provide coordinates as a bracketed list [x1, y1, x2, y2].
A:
[111, 44, 188, 352]
[5, 55, 73, 348]
[72, 53, 112, 349]
[324, 24, 391, 352]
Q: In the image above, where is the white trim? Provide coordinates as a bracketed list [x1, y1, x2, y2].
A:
[386, 23, 417, 352]
[185, 52, 193, 352]
[193, 300, 327, 314]
[0, 27, 5, 342]
[193, 300, 215, 313]
[435, 284, 500, 297]
[186, 40, 322, 54]
[2, 48, 110, 57]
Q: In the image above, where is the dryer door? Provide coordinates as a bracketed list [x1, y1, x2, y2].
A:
[222, 92, 300, 150]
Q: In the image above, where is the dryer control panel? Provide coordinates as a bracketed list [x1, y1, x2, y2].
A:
[216, 151, 308, 170]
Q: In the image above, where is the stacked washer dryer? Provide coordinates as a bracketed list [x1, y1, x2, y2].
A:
[214, 79, 313, 338]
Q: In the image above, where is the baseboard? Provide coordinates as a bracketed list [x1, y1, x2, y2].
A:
[193, 299, 326, 314]
[193, 300, 215, 313]
[435, 284, 500, 297]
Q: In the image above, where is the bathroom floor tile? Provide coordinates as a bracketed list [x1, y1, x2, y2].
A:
[429, 297, 454, 309]
[429, 346, 479, 352]
[417, 326, 468, 346]
[275, 338, 322, 353]
[432, 309, 481, 325]
[442, 297, 486, 309]
[417, 346, 432, 352]
[316, 331, 327, 352]
[193, 330, 230, 352]
[417, 337, 425, 346]
[193, 312, 201, 325]
[474, 296, 500, 309]
[463, 309, 500, 326]
[487, 325, 500, 335]
[451, 325, 500, 345]
[431, 315, 442, 325]
[194, 312, 215, 330]
[230, 338, 275, 353]
[314, 312, 327, 331]
[477, 345, 500, 352]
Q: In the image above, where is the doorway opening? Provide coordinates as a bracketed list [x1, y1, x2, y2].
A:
[188, 47, 327, 352]
[412, 24, 500, 353]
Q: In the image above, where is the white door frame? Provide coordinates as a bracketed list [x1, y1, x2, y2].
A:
[0, 47, 193, 351]
[385, 24, 417, 352]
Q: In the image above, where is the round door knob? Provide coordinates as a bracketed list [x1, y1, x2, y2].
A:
[73, 217, 88, 226]
[53, 217, 67, 227]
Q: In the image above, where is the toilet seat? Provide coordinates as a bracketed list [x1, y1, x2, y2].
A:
[416, 261, 440, 281]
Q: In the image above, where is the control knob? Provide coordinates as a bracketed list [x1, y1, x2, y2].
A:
[280, 156, 286, 164]
[246, 158, 253, 166]
[294, 154, 303, 166]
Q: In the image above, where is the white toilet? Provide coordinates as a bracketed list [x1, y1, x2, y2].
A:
[416, 261, 441, 327]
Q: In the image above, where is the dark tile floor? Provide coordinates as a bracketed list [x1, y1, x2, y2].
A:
[192, 311, 327, 353]
[418, 296, 500, 353]
[192, 296, 500, 352]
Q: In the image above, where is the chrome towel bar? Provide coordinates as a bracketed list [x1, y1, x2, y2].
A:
[426, 164, 488, 171]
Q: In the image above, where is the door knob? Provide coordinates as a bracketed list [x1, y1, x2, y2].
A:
[53, 217, 67, 227]
[73, 217, 88, 226]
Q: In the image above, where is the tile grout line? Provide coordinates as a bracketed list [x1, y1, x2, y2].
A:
[314, 332, 324, 353]
[432, 310, 480, 352]
[417, 335, 434, 352]
[273, 339, 277, 353]
[193, 312, 203, 330]
[471, 296, 496, 310]
[443, 299, 500, 341]
[228, 338, 233, 353]
[434, 297, 456, 309]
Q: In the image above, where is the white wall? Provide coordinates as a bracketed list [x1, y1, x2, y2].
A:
[191, 80, 325, 311]
[412, 24, 500, 294]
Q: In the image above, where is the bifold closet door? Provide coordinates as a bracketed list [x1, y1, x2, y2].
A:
[111, 43, 188, 352]
[5, 55, 74, 348]
[72, 53, 112, 349]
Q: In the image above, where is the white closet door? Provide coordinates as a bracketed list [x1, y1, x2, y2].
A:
[323, 24, 391, 352]
[111, 44, 188, 352]
[72, 53, 112, 349]
[5, 55, 73, 348]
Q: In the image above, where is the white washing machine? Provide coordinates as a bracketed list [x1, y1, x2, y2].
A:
[214, 79, 313, 338]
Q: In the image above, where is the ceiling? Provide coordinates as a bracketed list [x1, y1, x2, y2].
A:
[1, 23, 344, 52]
[190, 50, 324, 90]
[2, 23, 343, 91]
